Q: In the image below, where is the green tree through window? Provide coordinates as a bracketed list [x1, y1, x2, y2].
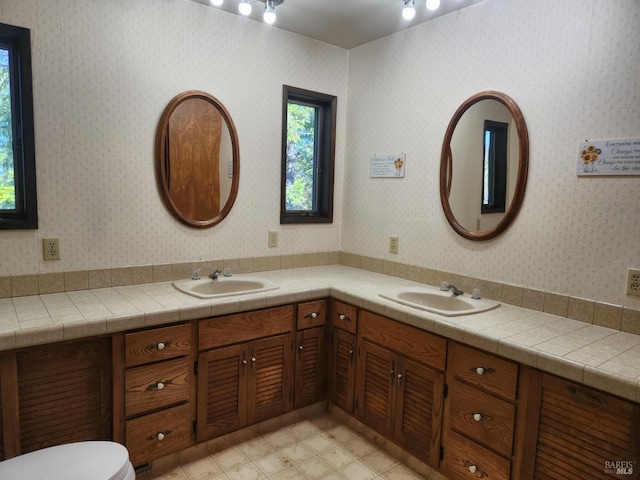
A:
[285, 102, 316, 210]
[0, 47, 16, 210]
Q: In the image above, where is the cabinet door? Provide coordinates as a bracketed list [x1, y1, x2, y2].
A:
[394, 356, 444, 466]
[295, 327, 326, 409]
[329, 328, 356, 413]
[197, 344, 247, 441]
[15, 339, 112, 455]
[355, 339, 395, 437]
[527, 374, 640, 480]
[247, 334, 293, 425]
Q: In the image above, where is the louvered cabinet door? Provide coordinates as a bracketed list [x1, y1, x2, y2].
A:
[197, 344, 247, 441]
[329, 328, 356, 413]
[247, 334, 293, 425]
[394, 356, 444, 466]
[16, 339, 112, 454]
[531, 374, 640, 480]
[295, 327, 325, 409]
[355, 339, 395, 437]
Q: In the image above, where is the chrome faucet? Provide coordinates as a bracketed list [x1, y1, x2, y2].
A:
[448, 284, 464, 296]
[209, 269, 222, 280]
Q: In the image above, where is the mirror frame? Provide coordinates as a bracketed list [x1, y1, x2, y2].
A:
[440, 91, 529, 241]
[155, 90, 240, 229]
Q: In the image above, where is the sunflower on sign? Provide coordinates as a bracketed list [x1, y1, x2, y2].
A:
[580, 144, 601, 172]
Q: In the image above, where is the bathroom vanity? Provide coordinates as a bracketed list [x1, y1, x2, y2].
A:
[0, 266, 638, 479]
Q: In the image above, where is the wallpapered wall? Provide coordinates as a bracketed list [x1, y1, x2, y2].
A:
[0, 0, 638, 309]
[343, 0, 640, 307]
[0, 0, 348, 273]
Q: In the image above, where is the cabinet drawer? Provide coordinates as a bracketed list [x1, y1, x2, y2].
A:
[359, 310, 446, 371]
[297, 300, 326, 329]
[330, 300, 357, 334]
[199, 305, 294, 350]
[126, 403, 192, 466]
[442, 430, 510, 480]
[125, 357, 191, 417]
[449, 343, 518, 400]
[125, 323, 192, 367]
[448, 380, 515, 457]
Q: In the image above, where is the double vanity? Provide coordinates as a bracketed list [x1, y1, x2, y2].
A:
[0, 265, 638, 479]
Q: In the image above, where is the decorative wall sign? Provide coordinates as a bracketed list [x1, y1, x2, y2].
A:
[371, 153, 405, 177]
[577, 138, 640, 176]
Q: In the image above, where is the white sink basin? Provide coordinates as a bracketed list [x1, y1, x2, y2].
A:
[173, 276, 279, 299]
[380, 287, 499, 317]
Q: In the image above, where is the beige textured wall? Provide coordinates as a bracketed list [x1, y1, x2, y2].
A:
[0, 0, 347, 274]
[343, 0, 640, 307]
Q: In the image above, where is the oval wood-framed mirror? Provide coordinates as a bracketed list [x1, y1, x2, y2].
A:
[155, 90, 240, 228]
[440, 91, 529, 241]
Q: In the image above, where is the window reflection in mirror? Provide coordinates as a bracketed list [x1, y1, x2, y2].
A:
[482, 120, 508, 214]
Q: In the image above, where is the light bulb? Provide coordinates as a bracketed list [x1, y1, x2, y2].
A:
[238, 0, 252, 15]
[210, 0, 223, 6]
[426, 0, 440, 11]
[402, 1, 416, 20]
[263, 3, 276, 24]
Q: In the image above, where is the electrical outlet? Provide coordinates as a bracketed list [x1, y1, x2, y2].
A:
[389, 236, 399, 254]
[627, 268, 640, 296]
[43, 237, 61, 261]
[268, 230, 278, 248]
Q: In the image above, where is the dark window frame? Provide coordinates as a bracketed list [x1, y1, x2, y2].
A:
[0, 22, 37, 229]
[481, 120, 508, 214]
[280, 85, 336, 224]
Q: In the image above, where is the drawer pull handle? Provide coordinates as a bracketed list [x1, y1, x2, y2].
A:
[157, 342, 166, 351]
[156, 382, 165, 390]
[473, 413, 482, 422]
[469, 465, 477, 473]
[306, 312, 318, 319]
[339, 314, 348, 321]
[475, 367, 485, 375]
[147, 429, 172, 441]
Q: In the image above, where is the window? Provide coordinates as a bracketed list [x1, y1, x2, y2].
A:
[281, 85, 336, 224]
[0, 22, 37, 229]
[481, 120, 507, 214]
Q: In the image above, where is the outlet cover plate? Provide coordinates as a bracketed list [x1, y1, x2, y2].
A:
[43, 237, 61, 261]
[627, 268, 640, 296]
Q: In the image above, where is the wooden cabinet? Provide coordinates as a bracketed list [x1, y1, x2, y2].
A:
[197, 305, 295, 441]
[516, 372, 640, 480]
[328, 299, 358, 413]
[113, 322, 195, 466]
[355, 310, 446, 466]
[441, 343, 519, 480]
[294, 300, 327, 409]
[0, 339, 112, 460]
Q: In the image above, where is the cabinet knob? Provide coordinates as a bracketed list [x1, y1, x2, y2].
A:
[242, 359, 248, 365]
[310, 312, 318, 318]
[157, 382, 165, 390]
[339, 314, 347, 321]
[251, 356, 256, 362]
[468, 465, 477, 473]
[473, 413, 482, 422]
[475, 367, 485, 375]
[157, 342, 166, 351]
[299, 345, 304, 350]
[157, 432, 165, 441]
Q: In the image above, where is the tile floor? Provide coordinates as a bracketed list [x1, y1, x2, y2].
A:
[136, 405, 448, 480]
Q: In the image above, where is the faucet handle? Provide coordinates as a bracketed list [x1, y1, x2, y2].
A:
[223, 267, 232, 277]
[191, 269, 201, 280]
[440, 281, 449, 291]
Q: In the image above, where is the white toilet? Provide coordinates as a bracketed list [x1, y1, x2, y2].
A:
[0, 441, 135, 480]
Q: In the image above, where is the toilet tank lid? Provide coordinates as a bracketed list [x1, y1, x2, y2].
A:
[0, 441, 132, 480]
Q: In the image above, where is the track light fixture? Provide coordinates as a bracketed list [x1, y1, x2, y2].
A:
[402, 0, 416, 20]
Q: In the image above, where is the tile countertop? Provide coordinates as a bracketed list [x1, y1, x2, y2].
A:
[1, 265, 639, 403]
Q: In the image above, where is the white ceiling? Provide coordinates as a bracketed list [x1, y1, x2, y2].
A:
[190, 0, 487, 49]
